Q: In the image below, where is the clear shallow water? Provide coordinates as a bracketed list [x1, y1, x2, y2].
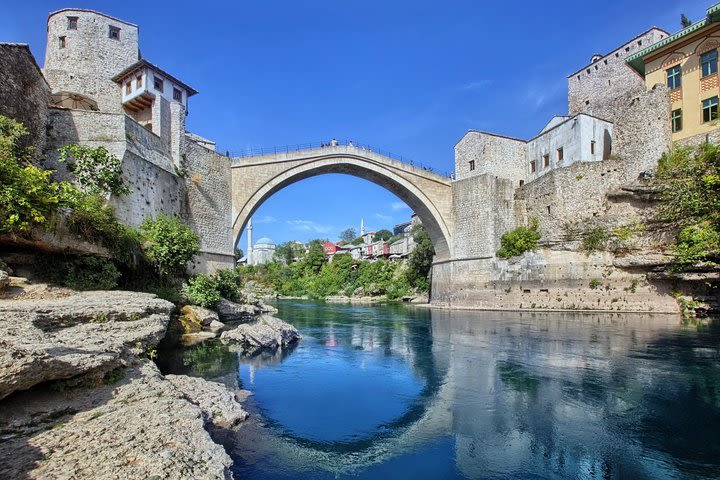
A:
[158, 301, 720, 480]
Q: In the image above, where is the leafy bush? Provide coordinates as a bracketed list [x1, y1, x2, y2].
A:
[58, 144, 129, 196]
[0, 116, 72, 234]
[181, 274, 221, 308]
[674, 222, 720, 266]
[589, 279, 601, 290]
[496, 220, 541, 259]
[140, 214, 200, 279]
[655, 144, 719, 226]
[214, 268, 244, 300]
[62, 256, 121, 290]
[582, 226, 609, 252]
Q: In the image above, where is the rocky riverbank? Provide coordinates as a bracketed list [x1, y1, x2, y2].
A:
[0, 279, 300, 479]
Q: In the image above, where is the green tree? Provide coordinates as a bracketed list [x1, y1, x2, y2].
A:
[406, 225, 435, 291]
[274, 241, 304, 264]
[58, 144, 129, 196]
[303, 241, 327, 274]
[681, 13, 692, 28]
[140, 214, 200, 279]
[373, 229, 393, 242]
[339, 227, 357, 243]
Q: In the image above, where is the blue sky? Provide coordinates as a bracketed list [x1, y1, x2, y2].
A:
[1, 1, 708, 249]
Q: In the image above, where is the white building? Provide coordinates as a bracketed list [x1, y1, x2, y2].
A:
[249, 237, 276, 265]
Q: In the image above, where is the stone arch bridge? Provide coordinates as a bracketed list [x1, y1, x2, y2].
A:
[230, 144, 454, 261]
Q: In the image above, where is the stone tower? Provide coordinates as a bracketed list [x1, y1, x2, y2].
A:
[44, 9, 139, 112]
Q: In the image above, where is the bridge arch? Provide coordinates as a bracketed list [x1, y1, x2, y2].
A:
[231, 147, 453, 261]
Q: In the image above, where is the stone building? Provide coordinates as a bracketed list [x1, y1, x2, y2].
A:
[567, 28, 668, 122]
[627, 3, 720, 142]
[455, 113, 613, 186]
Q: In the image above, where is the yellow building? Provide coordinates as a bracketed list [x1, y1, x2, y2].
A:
[627, 3, 720, 141]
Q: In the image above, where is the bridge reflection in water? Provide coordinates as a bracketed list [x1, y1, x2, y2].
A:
[164, 302, 720, 479]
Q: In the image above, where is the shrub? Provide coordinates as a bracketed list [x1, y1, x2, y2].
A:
[589, 279, 601, 289]
[673, 222, 720, 266]
[63, 256, 121, 290]
[140, 214, 200, 279]
[65, 192, 142, 265]
[0, 116, 72, 234]
[582, 226, 609, 252]
[181, 274, 221, 308]
[496, 221, 541, 259]
[214, 268, 243, 300]
[58, 144, 129, 196]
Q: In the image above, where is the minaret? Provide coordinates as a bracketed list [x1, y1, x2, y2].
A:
[247, 218, 253, 265]
[360, 218, 365, 236]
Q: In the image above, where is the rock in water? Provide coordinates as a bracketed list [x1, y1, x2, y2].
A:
[0, 270, 8, 291]
[216, 297, 258, 322]
[0, 291, 173, 400]
[220, 314, 300, 353]
[165, 374, 248, 429]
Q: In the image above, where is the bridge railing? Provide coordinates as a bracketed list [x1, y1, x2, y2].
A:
[225, 140, 455, 179]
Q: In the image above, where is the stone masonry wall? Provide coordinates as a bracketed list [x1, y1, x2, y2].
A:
[568, 28, 667, 122]
[451, 174, 516, 259]
[183, 138, 235, 273]
[44, 9, 139, 113]
[454, 131, 527, 185]
[0, 44, 52, 154]
[514, 86, 671, 241]
[46, 108, 183, 226]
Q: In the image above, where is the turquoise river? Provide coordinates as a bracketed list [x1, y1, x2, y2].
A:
[157, 300, 720, 480]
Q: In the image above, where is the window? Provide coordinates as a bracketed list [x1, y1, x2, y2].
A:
[702, 96, 718, 123]
[136, 75, 142, 88]
[666, 65, 682, 89]
[557, 147, 564, 161]
[590, 140, 596, 155]
[173, 88, 183, 102]
[530, 160, 536, 173]
[109, 26, 120, 40]
[701, 50, 718, 77]
[154, 76, 164, 92]
[468, 160, 475, 171]
[67, 16, 78, 30]
[125, 82, 131, 95]
[671, 109, 682, 133]
[543, 154, 550, 168]
[546, 206, 551, 215]
[59, 36, 66, 49]
[519, 180, 524, 187]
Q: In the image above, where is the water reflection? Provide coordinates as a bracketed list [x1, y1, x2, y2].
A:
[160, 301, 720, 479]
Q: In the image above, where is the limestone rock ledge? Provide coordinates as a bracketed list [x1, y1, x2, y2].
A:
[0, 360, 233, 480]
[0, 290, 174, 400]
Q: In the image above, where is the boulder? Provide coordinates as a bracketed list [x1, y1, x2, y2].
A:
[165, 374, 248, 429]
[208, 319, 225, 331]
[216, 297, 258, 322]
[178, 305, 219, 333]
[0, 270, 8, 291]
[0, 290, 173, 400]
[220, 314, 300, 353]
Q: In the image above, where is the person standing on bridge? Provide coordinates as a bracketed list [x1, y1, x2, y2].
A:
[330, 138, 338, 146]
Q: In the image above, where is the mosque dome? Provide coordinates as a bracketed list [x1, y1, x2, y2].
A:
[254, 237, 276, 247]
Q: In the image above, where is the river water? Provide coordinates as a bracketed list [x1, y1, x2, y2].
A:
[157, 301, 720, 479]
